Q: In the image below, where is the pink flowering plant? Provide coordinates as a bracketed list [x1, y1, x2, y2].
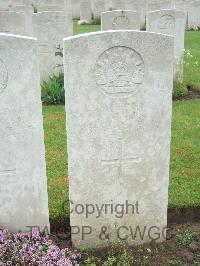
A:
[0, 229, 81, 266]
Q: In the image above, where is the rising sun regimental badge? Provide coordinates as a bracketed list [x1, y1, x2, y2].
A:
[95, 46, 144, 97]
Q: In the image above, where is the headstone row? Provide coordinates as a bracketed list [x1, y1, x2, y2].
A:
[0, 9, 73, 81]
[101, 9, 186, 81]
[0, 18, 174, 250]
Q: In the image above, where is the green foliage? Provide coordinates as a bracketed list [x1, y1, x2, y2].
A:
[194, 254, 200, 265]
[117, 250, 133, 266]
[73, 20, 101, 35]
[102, 256, 117, 266]
[41, 73, 65, 105]
[167, 259, 185, 266]
[173, 81, 188, 100]
[157, 244, 166, 252]
[176, 230, 196, 247]
[82, 257, 97, 266]
[90, 18, 101, 25]
[184, 32, 200, 91]
[32, 4, 37, 13]
[187, 27, 200, 31]
[42, 105, 67, 218]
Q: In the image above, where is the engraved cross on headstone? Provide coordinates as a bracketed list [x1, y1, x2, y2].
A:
[102, 138, 140, 178]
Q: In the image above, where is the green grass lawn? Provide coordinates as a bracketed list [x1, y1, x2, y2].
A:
[184, 31, 200, 91]
[43, 100, 200, 218]
[73, 20, 100, 35]
[44, 24, 200, 218]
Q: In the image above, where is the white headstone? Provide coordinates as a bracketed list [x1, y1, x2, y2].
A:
[10, 6, 34, 36]
[112, 0, 125, 10]
[101, 10, 140, 30]
[9, 0, 24, 7]
[23, 0, 32, 5]
[64, 30, 174, 248]
[37, 0, 65, 7]
[65, 0, 72, 11]
[125, 0, 147, 28]
[71, 0, 81, 19]
[147, 9, 186, 81]
[188, 0, 200, 29]
[33, 11, 72, 81]
[147, 9, 175, 36]
[0, 11, 26, 35]
[37, 5, 63, 12]
[0, 0, 10, 10]
[174, 0, 188, 14]
[148, 0, 174, 11]
[174, 10, 186, 81]
[0, 33, 49, 232]
[80, 1, 92, 21]
[93, 1, 105, 20]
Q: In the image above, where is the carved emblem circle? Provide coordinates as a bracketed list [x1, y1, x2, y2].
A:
[0, 59, 8, 94]
[112, 15, 130, 29]
[159, 15, 175, 30]
[95, 46, 144, 97]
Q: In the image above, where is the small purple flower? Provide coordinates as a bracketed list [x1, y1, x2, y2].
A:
[0, 228, 81, 266]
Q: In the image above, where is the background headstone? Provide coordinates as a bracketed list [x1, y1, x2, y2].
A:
[37, 6, 63, 12]
[33, 11, 72, 81]
[0, 0, 10, 10]
[147, 9, 176, 35]
[146, 9, 186, 81]
[10, 6, 34, 36]
[188, 0, 200, 29]
[93, 1, 105, 20]
[80, 1, 92, 22]
[0, 11, 26, 35]
[37, 0, 65, 7]
[71, 0, 81, 19]
[125, 0, 147, 28]
[101, 10, 140, 30]
[112, 0, 125, 10]
[0, 33, 49, 233]
[64, 30, 173, 248]
[148, 0, 174, 11]
[9, 0, 24, 8]
[174, 10, 186, 81]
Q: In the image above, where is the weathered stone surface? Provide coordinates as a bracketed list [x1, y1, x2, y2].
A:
[146, 9, 186, 81]
[33, 11, 72, 81]
[174, 0, 188, 14]
[147, 9, 176, 35]
[10, 5, 34, 36]
[112, 0, 125, 10]
[64, 30, 173, 248]
[188, 0, 200, 29]
[0, 33, 49, 233]
[93, 1, 105, 19]
[37, 0, 65, 7]
[0, 0, 10, 10]
[174, 10, 186, 81]
[80, 1, 92, 21]
[37, 5, 63, 12]
[0, 11, 26, 35]
[125, 0, 147, 27]
[9, 0, 24, 7]
[101, 10, 140, 30]
[148, 0, 174, 11]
